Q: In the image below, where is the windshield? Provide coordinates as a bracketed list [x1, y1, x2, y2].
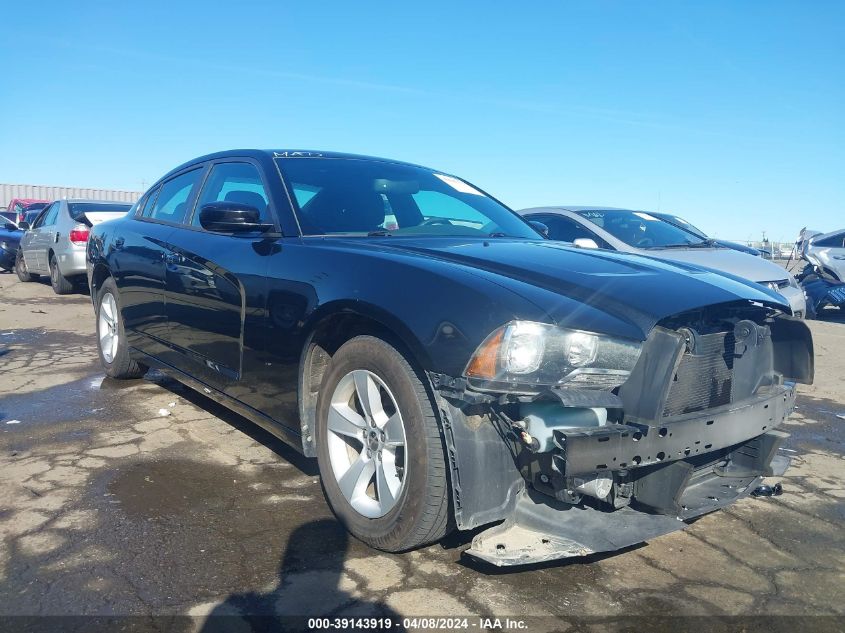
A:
[576, 209, 709, 249]
[25, 202, 48, 211]
[653, 212, 708, 239]
[68, 202, 131, 222]
[275, 157, 540, 239]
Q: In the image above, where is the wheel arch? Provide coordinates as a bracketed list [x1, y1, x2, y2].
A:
[89, 262, 113, 302]
[297, 301, 435, 457]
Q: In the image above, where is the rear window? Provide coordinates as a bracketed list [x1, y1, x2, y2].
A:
[68, 203, 132, 222]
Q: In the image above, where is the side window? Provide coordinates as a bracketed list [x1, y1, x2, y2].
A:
[140, 187, 160, 217]
[192, 162, 269, 227]
[815, 232, 845, 248]
[32, 205, 52, 229]
[543, 216, 609, 248]
[146, 169, 203, 224]
[40, 203, 61, 227]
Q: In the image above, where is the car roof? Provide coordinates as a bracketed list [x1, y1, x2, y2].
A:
[61, 198, 134, 204]
[519, 205, 636, 215]
[810, 227, 845, 242]
[158, 149, 436, 184]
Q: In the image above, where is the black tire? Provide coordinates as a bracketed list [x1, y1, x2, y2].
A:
[95, 277, 148, 379]
[49, 254, 75, 295]
[15, 250, 38, 282]
[315, 335, 450, 552]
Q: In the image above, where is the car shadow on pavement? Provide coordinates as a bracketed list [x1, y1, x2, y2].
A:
[198, 519, 405, 632]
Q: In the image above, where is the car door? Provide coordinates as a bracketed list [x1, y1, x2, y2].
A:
[18, 206, 44, 271]
[162, 159, 275, 401]
[21, 202, 59, 273]
[120, 168, 205, 358]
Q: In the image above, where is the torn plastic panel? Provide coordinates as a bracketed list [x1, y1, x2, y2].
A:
[430, 305, 813, 566]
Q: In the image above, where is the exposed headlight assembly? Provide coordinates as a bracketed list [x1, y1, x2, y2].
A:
[464, 320, 642, 393]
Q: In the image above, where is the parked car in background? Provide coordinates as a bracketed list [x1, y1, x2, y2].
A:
[86, 150, 812, 566]
[650, 212, 761, 257]
[22, 208, 44, 227]
[0, 210, 17, 224]
[6, 198, 49, 224]
[16, 199, 131, 293]
[804, 229, 845, 281]
[520, 206, 807, 317]
[0, 220, 24, 271]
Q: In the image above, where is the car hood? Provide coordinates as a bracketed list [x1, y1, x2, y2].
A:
[715, 240, 760, 256]
[636, 247, 789, 283]
[0, 227, 22, 243]
[334, 237, 789, 340]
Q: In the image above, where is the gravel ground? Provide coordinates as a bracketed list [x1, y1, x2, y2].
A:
[1, 271, 843, 631]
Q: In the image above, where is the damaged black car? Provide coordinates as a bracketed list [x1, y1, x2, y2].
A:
[86, 150, 814, 566]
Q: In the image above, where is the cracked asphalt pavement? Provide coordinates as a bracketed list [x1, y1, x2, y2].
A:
[1, 271, 844, 629]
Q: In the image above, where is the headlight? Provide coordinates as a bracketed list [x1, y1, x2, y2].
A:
[464, 320, 642, 393]
[0, 241, 7, 251]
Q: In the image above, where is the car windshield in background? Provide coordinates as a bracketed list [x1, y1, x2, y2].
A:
[576, 209, 709, 249]
[25, 202, 48, 211]
[654, 212, 708, 239]
[275, 157, 539, 239]
[68, 203, 131, 222]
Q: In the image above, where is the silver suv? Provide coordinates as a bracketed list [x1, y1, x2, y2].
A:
[16, 199, 131, 294]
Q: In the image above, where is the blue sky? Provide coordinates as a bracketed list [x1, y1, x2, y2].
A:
[1, 1, 842, 242]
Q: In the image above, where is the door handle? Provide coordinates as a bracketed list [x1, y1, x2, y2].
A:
[55, 232, 60, 243]
[165, 253, 182, 264]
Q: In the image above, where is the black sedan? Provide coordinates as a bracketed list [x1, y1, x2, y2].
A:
[87, 150, 813, 566]
[0, 220, 24, 271]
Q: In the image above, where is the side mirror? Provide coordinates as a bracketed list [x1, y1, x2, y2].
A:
[528, 220, 550, 238]
[573, 237, 599, 249]
[198, 202, 272, 233]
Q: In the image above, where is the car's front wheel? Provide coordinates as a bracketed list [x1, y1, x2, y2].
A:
[315, 335, 450, 552]
[96, 277, 147, 379]
[15, 250, 38, 282]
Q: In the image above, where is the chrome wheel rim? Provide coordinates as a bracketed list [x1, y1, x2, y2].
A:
[98, 292, 119, 363]
[326, 369, 407, 518]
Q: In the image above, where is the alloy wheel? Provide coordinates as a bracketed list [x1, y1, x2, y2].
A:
[98, 292, 119, 363]
[326, 369, 407, 518]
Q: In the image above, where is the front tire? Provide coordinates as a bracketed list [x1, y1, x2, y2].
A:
[49, 254, 74, 295]
[96, 277, 147, 379]
[15, 250, 38, 282]
[315, 335, 450, 552]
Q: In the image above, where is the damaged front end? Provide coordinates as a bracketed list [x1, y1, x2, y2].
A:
[430, 302, 813, 566]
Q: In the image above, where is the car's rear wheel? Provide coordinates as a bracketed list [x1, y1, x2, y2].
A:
[315, 335, 450, 552]
[15, 250, 38, 282]
[96, 277, 147, 379]
[49, 254, 74, 295]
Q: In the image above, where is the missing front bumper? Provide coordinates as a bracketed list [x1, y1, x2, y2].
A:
[466, 442, 789, 567]
[465, 392, 794, 567]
